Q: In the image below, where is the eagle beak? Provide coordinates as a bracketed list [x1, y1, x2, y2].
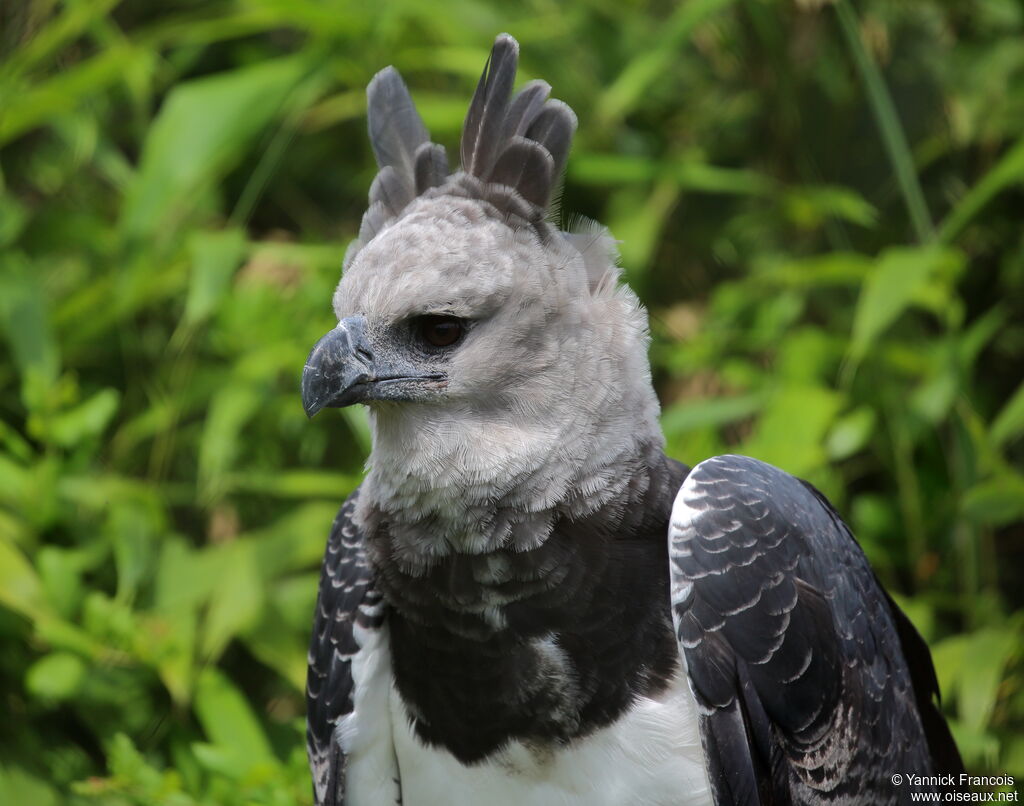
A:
[302, 316, 375, 417]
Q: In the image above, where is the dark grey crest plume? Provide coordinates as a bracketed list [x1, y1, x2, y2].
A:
[344, 33, 578, 267]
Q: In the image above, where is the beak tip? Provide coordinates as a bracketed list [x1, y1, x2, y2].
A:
[301, 373, 323, 418]
[303, 402, 321, 419]
[301, 317, 371, 417]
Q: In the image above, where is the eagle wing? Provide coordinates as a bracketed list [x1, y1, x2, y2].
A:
[306, 488, 389, 805]
[668, 455, 961, 805]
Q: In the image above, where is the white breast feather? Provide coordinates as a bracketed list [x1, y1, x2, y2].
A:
[386, 668, 713, 806]
[333, 622, 400, 805]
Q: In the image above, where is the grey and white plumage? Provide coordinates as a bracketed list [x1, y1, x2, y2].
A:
[302, 33, 961, 806]
[670, 456, 961, 804]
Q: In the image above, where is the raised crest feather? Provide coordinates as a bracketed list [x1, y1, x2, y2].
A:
[414, 142, 449, 194]
[461, 34, 520, 177]
[368, 166, 413, 218]
[488, 137, 555, 209]
[524, 100, 577, 191]
[501, 80, 551, 141]
[347, 33, 579, 268]
[367, 67, 430, 179]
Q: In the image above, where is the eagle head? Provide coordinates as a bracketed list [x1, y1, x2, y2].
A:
[302, 34, 662, 542]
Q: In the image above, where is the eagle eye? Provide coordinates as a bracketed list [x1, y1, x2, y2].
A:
[416, 315, 465, 349]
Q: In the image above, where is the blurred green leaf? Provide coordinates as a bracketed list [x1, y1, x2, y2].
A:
[76, 732, 183, 803]
[783, 186, 878, 230]
[248, 502, 345, 577]
[849, 246, 965, 362]
[661, 394, 763, 438]
[0, 253, 60, 397]
[992, 380, 1024, 447]
[607, 181, 679, 274]
[201, 541, 263, 659]
[947, 719, 1002, 771]
[198, 386, 263, 503]
[184, 229, 248, 325]
[598, 0, 735, 124]
[0, 44, 146, 146]
[222, 470, 361, 499]
[50, 388, 120, 447]
[0, 193, 29, 246]
[742, 386, 843, 476]
[141, 606, 197, 707]
[888, 591, 936, 643]
[961, 473, 1024, 526]
[38, 547, 85, 619]
[155, 538, 221, 613]
[958, 628, 1019, 732]
[1006, 736, 1024, 779]
[939, 138, 1024, 243]
[754, 253, 872, 289]
[911, 368, 958, 425]
[826, 406, 876, 461]
[341, 406, 373, 458]
[121, 56, 308, 242]
[836, 0, 935, 242]
[25, 652, 86, 701]
[0, 766, 60, 806]
[0, 537, 47, 621]
[571, 153, 773, 196]
[110, 500, 159, 603]
[0, 0, 121, 81]
[193, 668, 275, 776]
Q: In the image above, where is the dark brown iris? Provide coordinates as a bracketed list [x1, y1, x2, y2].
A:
[418, 315, 465, 348]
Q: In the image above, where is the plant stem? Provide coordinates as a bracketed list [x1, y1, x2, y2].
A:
[836, 1, 935, 244]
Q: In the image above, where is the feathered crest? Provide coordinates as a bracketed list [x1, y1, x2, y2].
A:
[345, 33, 578, 267]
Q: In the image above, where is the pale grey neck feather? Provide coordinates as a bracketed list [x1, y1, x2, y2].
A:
[361, 400, 662, 573]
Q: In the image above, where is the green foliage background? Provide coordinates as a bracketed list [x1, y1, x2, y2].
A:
[2, 0, 1023, 802]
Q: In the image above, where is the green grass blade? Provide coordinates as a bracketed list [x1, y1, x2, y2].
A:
[938, 137, 1024, 244]
[835, 1, 935, 243]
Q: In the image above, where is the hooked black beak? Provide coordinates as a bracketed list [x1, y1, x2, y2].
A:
[302, 315, 447, 417]
[301, 316, 375, 417]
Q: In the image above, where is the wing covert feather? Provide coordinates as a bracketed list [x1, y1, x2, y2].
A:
[306, 488, 384, 806]
[669, 455, 960, 805]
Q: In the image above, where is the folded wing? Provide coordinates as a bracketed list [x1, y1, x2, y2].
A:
[306, 490, 386, 805]
[669, 455, 961, 805]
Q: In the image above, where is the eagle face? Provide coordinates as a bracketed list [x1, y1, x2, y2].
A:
[305, 190, 660, 520]
[322, 195, 569, 413]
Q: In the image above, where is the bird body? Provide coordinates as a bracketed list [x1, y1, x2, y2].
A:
[302, 33, 961, 806]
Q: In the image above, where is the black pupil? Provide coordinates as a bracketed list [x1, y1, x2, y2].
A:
[420, 316, 463, 347]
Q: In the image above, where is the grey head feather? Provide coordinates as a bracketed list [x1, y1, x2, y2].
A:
[501, 79, 551, 141]
[461, 33, 520, 178]
[357, 200, 390, 245]
[414, 142, 449, 195]
[460, 35, 576, 216]
[562, 216, 622, 293]
[368, 165, 414, 217]
[367, 66, 430, 181]
[346, 66, 448, 268]
[488, 136, 555, 209]
[524, 100, 577, 190]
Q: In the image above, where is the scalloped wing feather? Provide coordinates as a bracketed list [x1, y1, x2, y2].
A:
[668, 454, 962, 805]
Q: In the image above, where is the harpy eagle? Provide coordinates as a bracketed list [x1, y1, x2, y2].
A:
[301, 33, 962, 806]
